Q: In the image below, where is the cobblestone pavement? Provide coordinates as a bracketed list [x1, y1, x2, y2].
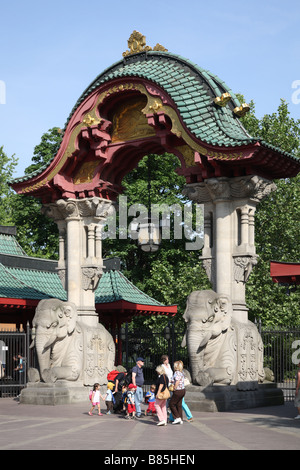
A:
[0, 398, 299, 453]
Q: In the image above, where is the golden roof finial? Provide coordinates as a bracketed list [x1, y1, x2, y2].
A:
[233, 103, 250, 117]
[123, 30, 167, 57]
[214, 92, 231, 107]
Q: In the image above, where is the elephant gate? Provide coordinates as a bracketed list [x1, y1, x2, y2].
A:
[10, 31, 300, 408]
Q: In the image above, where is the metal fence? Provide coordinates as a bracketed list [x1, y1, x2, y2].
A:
[258, 321, 300, 402]
[117, 322, 189, 388]
[0, 329, 28, 397]
[0, 322, 299, 401]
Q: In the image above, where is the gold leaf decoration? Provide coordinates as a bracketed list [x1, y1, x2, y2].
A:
[123, 30, 167, 57]
[233, 103, 250, 117]
[214, 92, 231, 107]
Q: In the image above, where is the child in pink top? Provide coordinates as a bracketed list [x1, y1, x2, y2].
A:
[89, 383, 104, 416]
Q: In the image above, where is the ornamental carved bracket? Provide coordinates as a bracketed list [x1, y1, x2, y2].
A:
[43, 197, 114, 222]
[183, 175, 277, 204]
[233, 255, 259, 284]
[80, 118, 112, 159]
[82, 266, 103, 291]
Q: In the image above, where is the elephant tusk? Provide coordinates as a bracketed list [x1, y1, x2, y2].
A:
[181, 332, 187, 348]
[198, 331, 213, 348]
[43, 334, 58, 350]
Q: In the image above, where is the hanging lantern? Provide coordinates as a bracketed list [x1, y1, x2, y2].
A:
[138, 221, 161, 252]
[137, 155, 161, 253]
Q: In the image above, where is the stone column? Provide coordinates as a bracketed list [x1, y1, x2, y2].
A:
[43, 197, 114, 327]
[184, 175, 276, 323]
[206, 178, 232, 299]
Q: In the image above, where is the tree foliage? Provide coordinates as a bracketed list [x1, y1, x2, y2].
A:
[0, 146, 18, 224]
[1, 129, 61, 258]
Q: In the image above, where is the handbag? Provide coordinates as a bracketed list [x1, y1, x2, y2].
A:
[157, 375, 170, 400]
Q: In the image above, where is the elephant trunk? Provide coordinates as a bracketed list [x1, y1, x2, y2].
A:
[186, 328, 213, 382]
[34, 328, 52, 381]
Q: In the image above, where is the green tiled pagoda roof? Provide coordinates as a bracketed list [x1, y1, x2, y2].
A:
[0, 233, 28, 257]
[95, 270, 164, 306]
[11, 50, 298, 185]
[69, 51, 252, 148]
[4, 266, 67, 300]
[0, 263, 167, 308]
[0, 263, 53, 300]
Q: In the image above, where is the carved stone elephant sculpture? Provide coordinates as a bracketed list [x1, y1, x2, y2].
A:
[30, 298, 115, 385]
[181, 290, 265, 389]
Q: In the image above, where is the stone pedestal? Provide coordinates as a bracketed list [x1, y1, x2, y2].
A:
[20, 381, 109, 406]
[184, 383, 284, 412]
[20, 382, 90, 406]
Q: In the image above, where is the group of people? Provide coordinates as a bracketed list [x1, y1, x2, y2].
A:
[89, 354, 193, 425]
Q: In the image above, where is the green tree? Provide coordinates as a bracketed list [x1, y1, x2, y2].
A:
[0, 146, 18, 224]
[24, 127, 62, 175]
[10, 128, 61, 258]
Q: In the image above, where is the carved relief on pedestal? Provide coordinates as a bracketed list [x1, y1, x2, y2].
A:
[83, 324, 115, 385]
[237, 323, 265, 390]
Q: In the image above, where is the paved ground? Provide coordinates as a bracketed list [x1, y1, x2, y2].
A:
[0, 398, 299, 454]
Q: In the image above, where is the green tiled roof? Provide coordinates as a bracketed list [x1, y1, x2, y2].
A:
[69, 51, 252, 148]
[4, 266, 67, 300]
[95, 270, 164, 306]
[0, 263, 52, 300]
[0, 263, 166, 308]
[0, 233, 28, 257]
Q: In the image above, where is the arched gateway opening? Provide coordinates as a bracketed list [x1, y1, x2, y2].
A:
[11, 31, 300, 405]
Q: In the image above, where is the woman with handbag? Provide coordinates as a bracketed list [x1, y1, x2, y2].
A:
[154, 365, 170, 426]
[169, 360, 185, 425]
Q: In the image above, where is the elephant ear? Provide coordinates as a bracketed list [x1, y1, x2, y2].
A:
[63, 302, 78, 334]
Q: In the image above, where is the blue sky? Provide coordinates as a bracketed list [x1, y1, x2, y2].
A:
[0, 0, 299, 177]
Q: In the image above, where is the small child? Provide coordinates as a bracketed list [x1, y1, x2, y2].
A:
[89, 383, 104, 416]
[104, 382, 115, 414]
[145, 384, 156, 416]
[121, 384, 128, 414]
[125, 384, 137, 419]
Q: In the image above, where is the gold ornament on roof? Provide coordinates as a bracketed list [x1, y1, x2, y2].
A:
[123, 30, 167, 57]
[82, 114, 101, 127]
[233, 103, 250, 117]
[214, 92, 231, 107]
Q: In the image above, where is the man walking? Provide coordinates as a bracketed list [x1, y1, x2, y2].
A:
[132, 357, 144, 418]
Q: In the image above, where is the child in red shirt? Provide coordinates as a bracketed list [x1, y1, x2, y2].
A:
[125, 383, 137, 419]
